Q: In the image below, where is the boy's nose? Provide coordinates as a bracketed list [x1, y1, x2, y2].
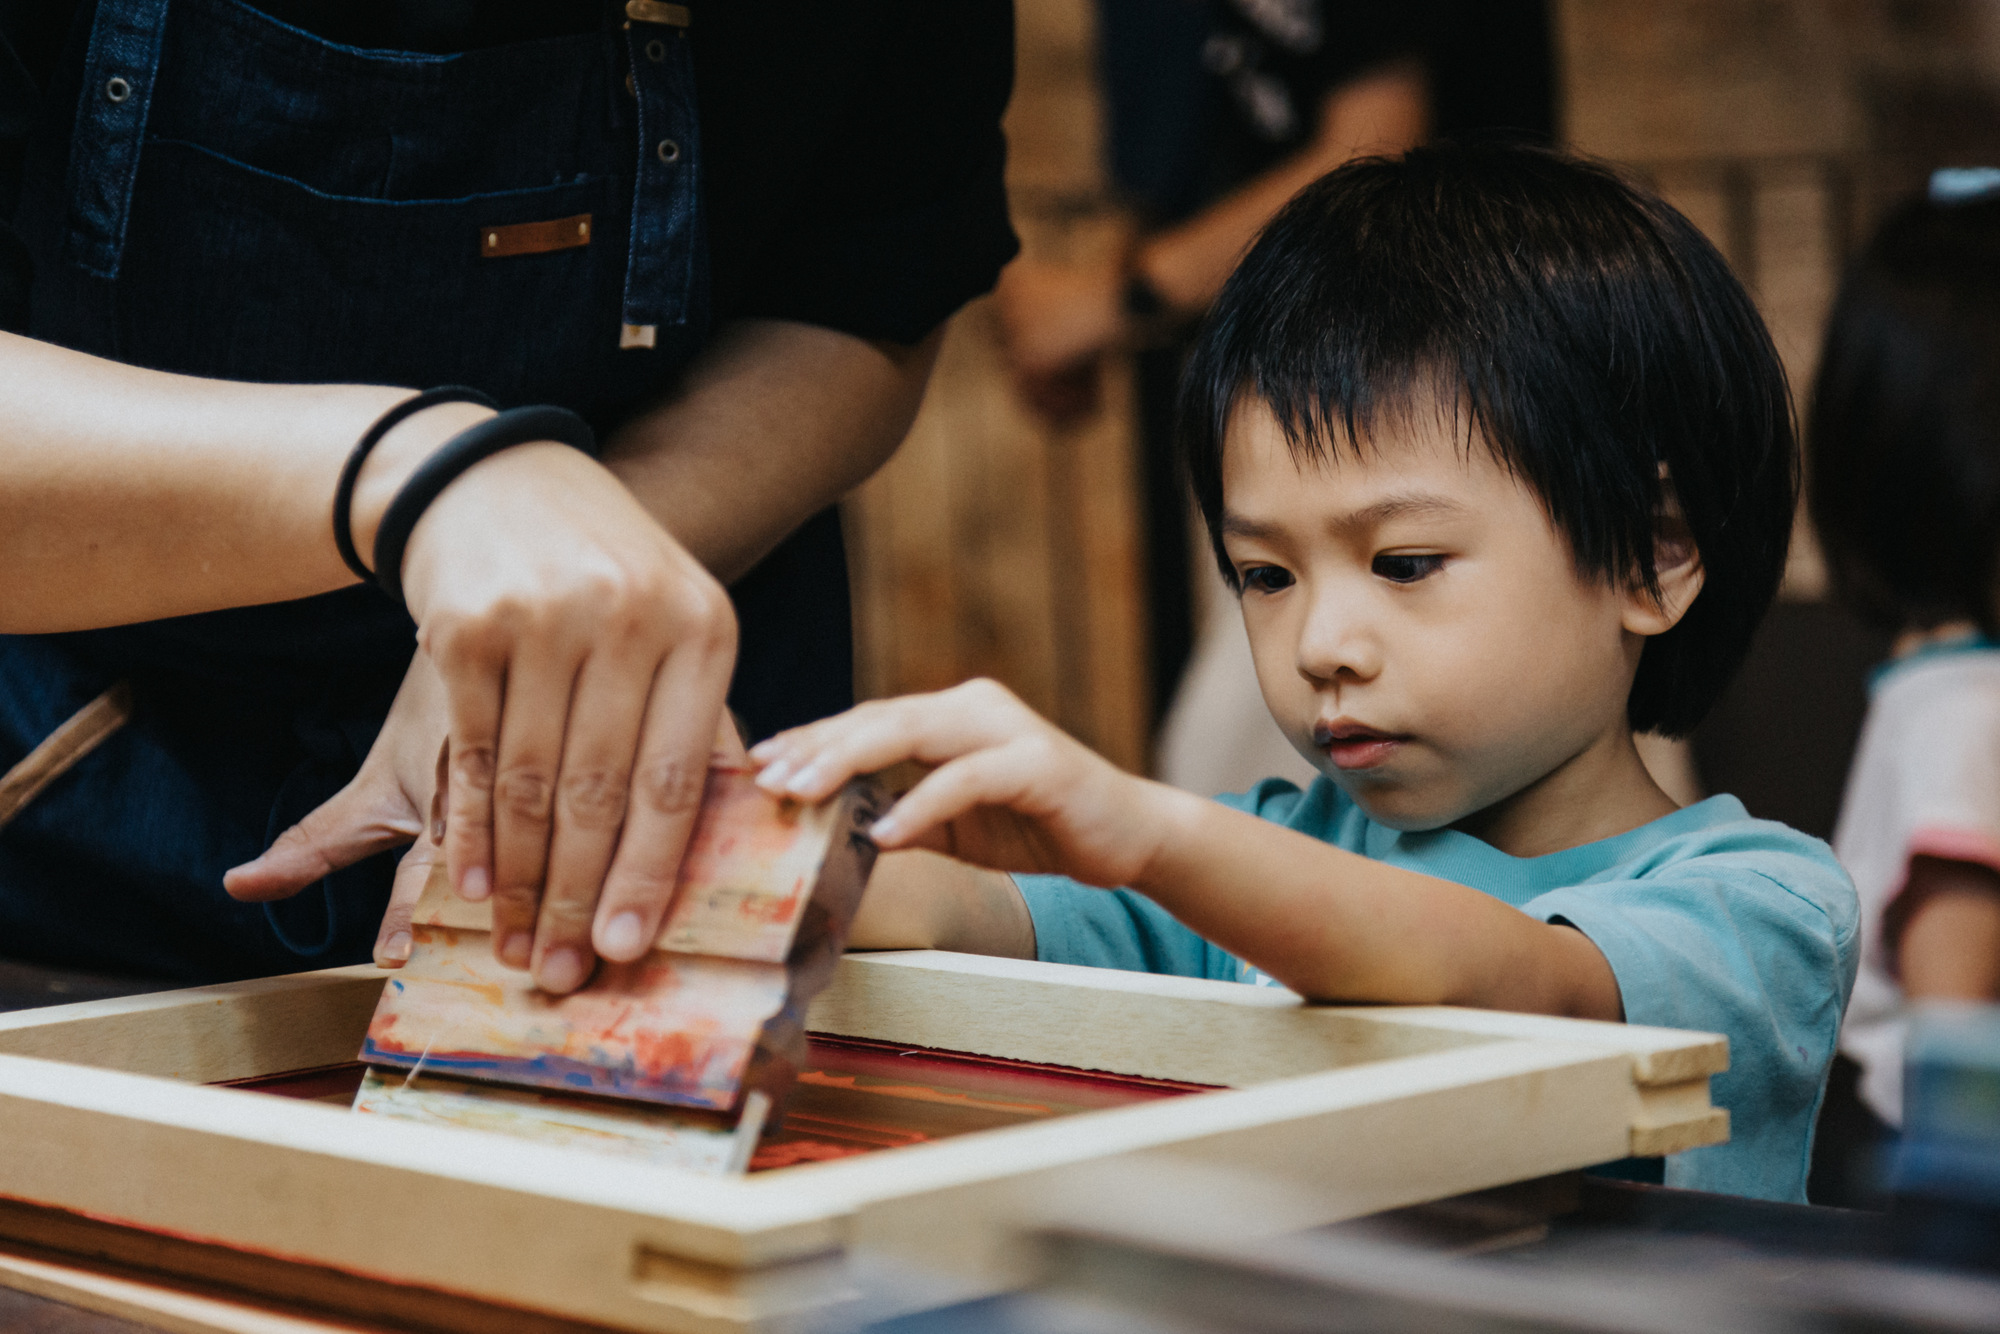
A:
[1295, 598, 1382, 685]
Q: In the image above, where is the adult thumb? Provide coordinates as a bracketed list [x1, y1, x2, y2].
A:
[222, 778, 425, 903]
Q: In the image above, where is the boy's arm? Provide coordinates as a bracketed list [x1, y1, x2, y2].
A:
[1137, 798, 1624, 1019]
[850, 850, 1035, 958]
[755, 681, 1622, 1019]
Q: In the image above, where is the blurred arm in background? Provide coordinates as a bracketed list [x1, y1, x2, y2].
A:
[995, 59, 1427, 422]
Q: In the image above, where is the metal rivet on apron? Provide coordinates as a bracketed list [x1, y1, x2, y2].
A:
[104, 76, 132, 103]
[656, 138, 681, 164]
[646, 39, 667, 62]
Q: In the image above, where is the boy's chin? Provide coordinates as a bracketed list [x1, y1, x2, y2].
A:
[1325, 771, 1468, 833]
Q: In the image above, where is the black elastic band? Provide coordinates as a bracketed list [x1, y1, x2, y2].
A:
[372, 405, 597, 609]
[333, 386, 497, 583]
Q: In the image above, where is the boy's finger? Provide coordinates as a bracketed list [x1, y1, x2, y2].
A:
[761, 685, 1033, 802]
[869, 740, 1044, 848]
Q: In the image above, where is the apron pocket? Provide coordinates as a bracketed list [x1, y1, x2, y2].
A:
[118, 140, 632, 410]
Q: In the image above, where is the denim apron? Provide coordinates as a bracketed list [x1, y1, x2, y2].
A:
[0, 0, 855, 982]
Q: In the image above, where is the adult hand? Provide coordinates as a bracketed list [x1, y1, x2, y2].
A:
[223, 651, 445, 968]
[749, 678, 1181, 890]
[228, 648, 753, 976]
[230, 421, 739, 994]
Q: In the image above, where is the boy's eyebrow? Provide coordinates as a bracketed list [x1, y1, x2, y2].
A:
[1337, 492, 1471, 527]
[1220, 492, 1469, 541]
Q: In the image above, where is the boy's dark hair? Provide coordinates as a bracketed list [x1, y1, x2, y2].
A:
[1181, 142, 1797, 738]
[1809, 191, 2000, 637]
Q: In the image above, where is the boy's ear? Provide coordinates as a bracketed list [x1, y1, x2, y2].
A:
[1622, 473, 1705, 638]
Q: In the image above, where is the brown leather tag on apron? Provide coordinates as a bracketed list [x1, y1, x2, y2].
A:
[479, 215, 593, 259]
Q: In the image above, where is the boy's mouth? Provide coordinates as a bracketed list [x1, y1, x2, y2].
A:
[1313, 719, 1408, 771]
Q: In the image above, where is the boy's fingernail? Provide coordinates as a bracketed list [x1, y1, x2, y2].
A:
[784, 762, 825, 795]
[537, 948, 589, 994]
[600, 912, 645, 960]
[459, 866, 491, 901]
[500, 932, 533, 968]
[747, 739, 777, 760]
[755, 760, 793, 790]
[870, 815, 902, 844]
[381, 930, 412, 963]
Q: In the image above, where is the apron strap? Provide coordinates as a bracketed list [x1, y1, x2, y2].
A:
[620, 1, 702, 348]
[0, 682, 135, 831]
[61, 0, 173, 280]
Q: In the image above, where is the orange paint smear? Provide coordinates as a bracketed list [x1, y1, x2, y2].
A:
[793, 1071, 1053, 1117]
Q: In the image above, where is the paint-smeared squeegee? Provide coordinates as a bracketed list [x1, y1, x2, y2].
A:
[352, 766, 883, 1170]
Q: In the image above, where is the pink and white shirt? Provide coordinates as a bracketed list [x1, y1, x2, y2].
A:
[1834, 642, 2000, 1126]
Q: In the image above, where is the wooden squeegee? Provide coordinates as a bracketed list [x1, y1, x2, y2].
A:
[352, 767, 884, 1162]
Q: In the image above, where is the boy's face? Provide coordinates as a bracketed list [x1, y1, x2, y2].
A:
[1219, 399, 1654, 832]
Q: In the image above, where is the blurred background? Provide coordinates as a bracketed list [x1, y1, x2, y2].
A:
[843, 0, 2000, 839]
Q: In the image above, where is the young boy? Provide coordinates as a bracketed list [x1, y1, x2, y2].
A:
[751, 144, 1858, 1203]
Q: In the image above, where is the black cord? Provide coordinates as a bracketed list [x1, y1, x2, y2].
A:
[333, 386, 497, 583]
[371, 405, 597, 609]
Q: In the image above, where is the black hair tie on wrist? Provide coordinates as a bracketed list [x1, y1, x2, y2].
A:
[333, 386, 498, 583]
[371, 404, 597, 610]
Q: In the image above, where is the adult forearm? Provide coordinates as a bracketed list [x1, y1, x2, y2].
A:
[603, 319, 940, 584]
[0, 332, 488, 633]
[1134, 793, 1622, 1017]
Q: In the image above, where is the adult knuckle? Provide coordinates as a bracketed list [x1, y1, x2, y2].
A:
[539, 894, 600, 932]
[667, 575, 733, 637]
[489, 885, 543, 921]
[608, 868, 677, 904]
[633, 753, 707, 817]
[429, 610, 511, 665]
[450, 745, 498, 792]
[558, 766, 631, 829]
[495, 766, 556, 823]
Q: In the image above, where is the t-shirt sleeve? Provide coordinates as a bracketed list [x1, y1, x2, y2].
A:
[1014, 778, 1312, 984]
[1523, 838, 1858, 1202]
[1016, 875, 1246, 981]
[1881, 676, 2000, 920]
[731, 0, 1018, 345]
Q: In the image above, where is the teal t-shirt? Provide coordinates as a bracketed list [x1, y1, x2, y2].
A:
[1016, 777, 1859, 1203]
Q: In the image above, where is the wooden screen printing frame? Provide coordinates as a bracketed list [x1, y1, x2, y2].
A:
[0, 950, 1727, 1333]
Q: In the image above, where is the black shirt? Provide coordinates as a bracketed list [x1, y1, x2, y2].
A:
[0, 0, 1018, 345]
[1096, 0, 1552, 224]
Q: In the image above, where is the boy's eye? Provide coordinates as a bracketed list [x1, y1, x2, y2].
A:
[1238, 564, 1295, 594]
[1372, 553, 1446, 584]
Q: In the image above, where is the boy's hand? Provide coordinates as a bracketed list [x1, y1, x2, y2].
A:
[749, 679, 1189, 889]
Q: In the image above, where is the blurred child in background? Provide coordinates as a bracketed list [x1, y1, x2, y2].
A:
[1816, 171, 2000, 1138]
